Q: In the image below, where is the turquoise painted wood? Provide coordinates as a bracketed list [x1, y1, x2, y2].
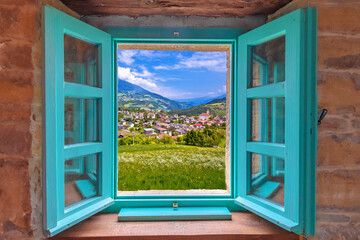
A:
[112, 35, 240, 210]
[246, 142, 285, 159]
[247, 82, 285, 99]
[75, 180, 97, 199]
[252, 181, 280, 199]
[271, 62, 285, 177]
[234, 7, 317, 237]
[118, 207, 231, 221]
[43, 5, 113, 237]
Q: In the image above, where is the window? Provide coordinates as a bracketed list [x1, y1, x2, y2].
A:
[115, 45, 231, 197]
[43, 6, 317, 238]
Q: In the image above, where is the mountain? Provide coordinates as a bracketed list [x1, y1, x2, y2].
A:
[168, 101, 226, 117]
[206, 97, 226, 104]
[175, 94, 226, 107]
[117, 80, 191, 111]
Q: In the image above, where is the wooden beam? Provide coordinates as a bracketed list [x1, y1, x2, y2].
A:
[60, 0, 292, 18]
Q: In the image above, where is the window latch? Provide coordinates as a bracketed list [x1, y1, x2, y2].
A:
[318, 109, 327, 126]
[173, 202, 178, 210]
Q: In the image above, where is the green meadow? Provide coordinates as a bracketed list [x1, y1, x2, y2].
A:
[117, 144, 226, 191]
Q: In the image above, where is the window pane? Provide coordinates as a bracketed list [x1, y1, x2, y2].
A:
[250, 36, 285, 88]
[250, 97, 285, 143]
[65, 98, 101, 145]
[64, 34, 100, 87]
[65, 153, 99, 207]
[250, 153, 284, 206]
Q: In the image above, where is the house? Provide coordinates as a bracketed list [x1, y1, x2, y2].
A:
[199, 110, 210, 120]
[128, 122, 134, 128]
[156, 133, 169, 139]
[147, 112, 156, 119]
[154, 127, 167, 133]
[193, 123, 203, 129]
[143, 128, 155, 135]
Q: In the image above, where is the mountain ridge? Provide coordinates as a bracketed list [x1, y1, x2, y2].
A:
[117, 80, 191, 111]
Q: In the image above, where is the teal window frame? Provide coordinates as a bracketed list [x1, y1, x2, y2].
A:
[43, 6, 113, 237]
[109, 29, 244, 211]
[43, 5, 317, 238]
[234, 8, 318, 236]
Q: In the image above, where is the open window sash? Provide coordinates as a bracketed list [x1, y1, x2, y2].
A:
[43, 6, 114, 237]
[234, 8, 317, 237]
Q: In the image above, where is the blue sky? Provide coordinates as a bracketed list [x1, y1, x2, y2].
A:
[117, 49, 227, 100]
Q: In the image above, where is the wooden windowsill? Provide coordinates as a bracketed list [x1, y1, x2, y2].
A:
[53, 212, 298, 240]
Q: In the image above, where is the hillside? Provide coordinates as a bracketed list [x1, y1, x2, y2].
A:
[176, 94, 226, 106]
[206, 97, 226, 104]
[168, 102, 226, 117]
[117, 80, 191, 111]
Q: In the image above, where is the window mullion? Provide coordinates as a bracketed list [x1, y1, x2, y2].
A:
[64, 82, 103, 98]
[64, 142, 103, 159]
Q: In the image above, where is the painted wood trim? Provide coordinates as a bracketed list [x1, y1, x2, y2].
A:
[118, 207, 231, 221]
[105, 198, 244, 212]
[43, 5, 113, 237]
[235, 7, 317, 237]
[48, 197, 113, 237]
[247, 142, 285, 159]
[235, 197, 298, 232]
[64, 142, 103, 159]
[113, 38, 237, 201]
[64, 82, 103, 98]
[247, 82, 285, 99]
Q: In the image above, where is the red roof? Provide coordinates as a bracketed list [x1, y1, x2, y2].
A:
[157, 133, 169, 139]
[155, 127, 167, 131]
[199, 113, 210, 117]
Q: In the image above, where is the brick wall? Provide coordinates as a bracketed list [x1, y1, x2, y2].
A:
[269, 1, 360, 239]
[0, 0, 77, 239]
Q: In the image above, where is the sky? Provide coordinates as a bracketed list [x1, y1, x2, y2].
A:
[117, 49, 227, 100]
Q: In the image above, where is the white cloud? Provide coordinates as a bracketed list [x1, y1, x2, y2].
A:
[117, 50, 136, 65]
[118, 67, 158, 91]
[118, 50, 170, 66]
[118, 67, 203, 99]
[154, 52, 227, 72]
[132, 66, 153, 78]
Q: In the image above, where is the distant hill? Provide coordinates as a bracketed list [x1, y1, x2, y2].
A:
[168, 102, 226, 117]
[206, 97, 226, 104]
[175, 94, 226, 107]
[117, 80, 191, 111]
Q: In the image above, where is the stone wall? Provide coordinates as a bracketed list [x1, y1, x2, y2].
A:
[0, 0, 78, 239]
[268, 1, 360, 239]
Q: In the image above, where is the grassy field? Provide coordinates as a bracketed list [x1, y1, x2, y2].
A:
[118, 144, 226, 191]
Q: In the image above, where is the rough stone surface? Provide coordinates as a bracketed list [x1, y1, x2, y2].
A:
[0, 0, 78, 239]
[0, 159, 32, 238]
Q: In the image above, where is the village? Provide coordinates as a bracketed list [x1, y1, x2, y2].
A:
[118, 108, 226, 140]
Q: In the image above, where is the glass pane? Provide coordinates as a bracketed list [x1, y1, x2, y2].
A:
[250, 97, 285, 143]
[65, 98, 101, 145]
[65, 153, 99, 207]
[250, 153, 284, 206]
[64, 34, 100, 87]
[250, 36, 285, 88]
